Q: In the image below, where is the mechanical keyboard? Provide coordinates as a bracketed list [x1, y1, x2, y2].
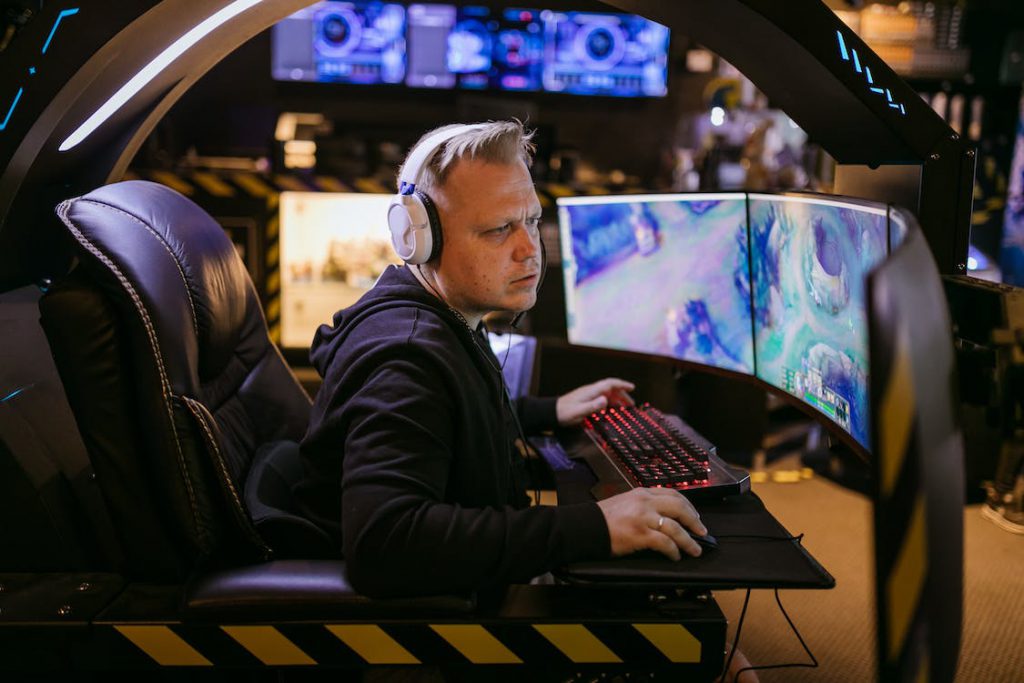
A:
[582, 404, 750, 501]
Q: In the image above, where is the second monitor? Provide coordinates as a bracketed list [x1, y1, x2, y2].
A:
[749, 194, 889, 450]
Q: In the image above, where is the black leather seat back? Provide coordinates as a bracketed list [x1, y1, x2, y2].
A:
[41, 181, 312, 579]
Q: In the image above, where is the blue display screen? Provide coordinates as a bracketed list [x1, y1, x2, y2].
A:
[273, 3, 669, 97]
[447, 6, 545, 91]
[749, 194, 888, 448]
[272, 2, 407, 85]
[541, 11, 669, 97]
[559, 194, 754, 374]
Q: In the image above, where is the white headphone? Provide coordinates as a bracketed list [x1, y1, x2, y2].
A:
[387, 124, 486, 264]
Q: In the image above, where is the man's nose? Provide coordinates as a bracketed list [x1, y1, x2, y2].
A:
[514, 223, 540, 261]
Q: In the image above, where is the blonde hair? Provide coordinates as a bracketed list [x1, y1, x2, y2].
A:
[399, 120, 536, 196]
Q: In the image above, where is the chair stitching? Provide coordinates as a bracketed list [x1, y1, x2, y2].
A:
[77, 198, 200, 337]
[57, 200, 201, 529]
[182, 395, 271, 557]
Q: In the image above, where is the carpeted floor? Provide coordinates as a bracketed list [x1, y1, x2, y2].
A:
[712, 465, 1024, 682]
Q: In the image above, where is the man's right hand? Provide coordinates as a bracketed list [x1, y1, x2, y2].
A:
[596, 487, 707, 560]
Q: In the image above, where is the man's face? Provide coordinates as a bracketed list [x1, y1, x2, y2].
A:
[429, 157, 543, 321]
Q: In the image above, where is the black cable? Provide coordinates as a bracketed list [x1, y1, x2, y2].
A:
[416, 263, 540, 504]
[730, 589, 819, 683]
[500, 325, 515, 371]
[721, 589, 751, 680]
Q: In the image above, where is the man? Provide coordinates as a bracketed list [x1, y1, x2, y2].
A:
[295, 120, 708, 600]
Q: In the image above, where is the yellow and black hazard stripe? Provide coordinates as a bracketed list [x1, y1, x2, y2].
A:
[101, 620, 718, 670]
[873, 318, 929, 683]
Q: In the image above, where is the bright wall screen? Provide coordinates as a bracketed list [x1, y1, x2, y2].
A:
[279, 192, 401, 349]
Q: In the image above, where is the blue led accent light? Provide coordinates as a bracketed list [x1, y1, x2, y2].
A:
[0, 87, 23, 131]
[42, 8, 79, 54]
[837, 30, 849, 61]
[1, 387, 28, 403]
[28, 66, 36, 75]
[837, 28, 906, 117]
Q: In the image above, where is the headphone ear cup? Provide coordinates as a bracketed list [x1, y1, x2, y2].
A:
[416, 190, 443, 262]
[388, 194, 433, 264]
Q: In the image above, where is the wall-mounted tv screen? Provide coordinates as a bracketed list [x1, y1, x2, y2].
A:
[406, 3, 458, 88]
[278, 192, 402, 349]
[541, 10, 670, 97]
[272, 2, 407, 85]
[447, 6, 545, 91]
[559, 194, 754, 374]
[273, 2, 669, 97]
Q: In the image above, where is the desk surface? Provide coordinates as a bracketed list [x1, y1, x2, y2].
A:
[553, 428, 836, 591]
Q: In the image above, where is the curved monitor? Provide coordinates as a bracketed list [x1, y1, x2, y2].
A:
[749, 193, 889, 450]
[558, 193, 754, 374]
[890, 204, 911, 252]
[558, 191, 899, 453]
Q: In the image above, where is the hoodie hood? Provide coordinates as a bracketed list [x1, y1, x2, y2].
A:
[309, 264, 470, 376]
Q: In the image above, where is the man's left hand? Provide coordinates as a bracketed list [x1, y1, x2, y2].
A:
[556, 378, 635, 427]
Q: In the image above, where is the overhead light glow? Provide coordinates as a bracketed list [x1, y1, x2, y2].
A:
[710, 107, 725, 127]
[59, 0, 265, 152]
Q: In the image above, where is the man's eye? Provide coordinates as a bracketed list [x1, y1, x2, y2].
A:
[491, 224, 511, 235]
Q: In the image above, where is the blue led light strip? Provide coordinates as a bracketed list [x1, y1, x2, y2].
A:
[837, 30, 849, 61]
[835, 29, 906, 117]
[0, 87, 23, 131]
[1, 386, 30, 403]
[42, 8, 79, 54]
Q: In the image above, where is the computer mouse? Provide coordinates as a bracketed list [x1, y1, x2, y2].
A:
[688, 530, 719, 551]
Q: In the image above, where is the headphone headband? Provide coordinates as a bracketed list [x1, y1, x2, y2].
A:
[388, 123, 487, 265]
[397, 123, 487, 195]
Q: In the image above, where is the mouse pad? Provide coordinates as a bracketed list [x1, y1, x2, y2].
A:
[555, 463, 835, 590]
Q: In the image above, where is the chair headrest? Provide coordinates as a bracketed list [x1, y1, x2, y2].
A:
[56, 180, 257, 385]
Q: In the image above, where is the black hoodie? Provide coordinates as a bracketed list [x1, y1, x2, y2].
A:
[295, 265, 610, 598]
